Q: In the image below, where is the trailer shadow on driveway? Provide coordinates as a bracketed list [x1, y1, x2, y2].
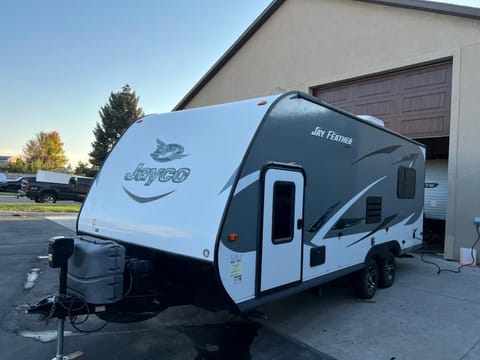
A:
[2, 213, 480, 360]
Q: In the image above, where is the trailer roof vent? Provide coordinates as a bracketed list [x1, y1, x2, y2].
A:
[358, 115, 385, 127]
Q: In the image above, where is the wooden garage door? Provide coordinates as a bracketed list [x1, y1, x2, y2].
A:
[312, 62, 452, 138]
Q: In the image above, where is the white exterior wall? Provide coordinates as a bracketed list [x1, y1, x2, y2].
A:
[182, 0, 480, 259]
[79, 95, 279, 261]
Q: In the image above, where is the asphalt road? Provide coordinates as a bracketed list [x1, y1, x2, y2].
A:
[0, 193, 76, 204]
[0, 214, 332, 360]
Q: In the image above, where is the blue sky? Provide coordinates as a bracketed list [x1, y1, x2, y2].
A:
[1, 0, 479, 166]
[0, 1, 271, 165]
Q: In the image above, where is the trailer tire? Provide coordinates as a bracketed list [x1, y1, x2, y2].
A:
[353, 258, 378, 299]
[40, 193, 57, 204]
[378, 252, 395, 288]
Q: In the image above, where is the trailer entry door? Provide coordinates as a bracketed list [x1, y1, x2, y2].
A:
[260, 168, 304, 292]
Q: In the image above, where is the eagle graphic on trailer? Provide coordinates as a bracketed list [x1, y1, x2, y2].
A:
[28, 91, 424, 337]
[150, 139, 188, 162]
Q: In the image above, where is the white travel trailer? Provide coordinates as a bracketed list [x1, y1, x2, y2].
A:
[30, 91, 424, 323]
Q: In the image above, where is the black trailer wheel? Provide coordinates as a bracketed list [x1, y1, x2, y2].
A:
[40, 193, 57, 204]
[378, 252, 396, 288]
[353, 258, 379, 299]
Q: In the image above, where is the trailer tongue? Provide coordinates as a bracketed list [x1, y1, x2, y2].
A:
[28, 235, 194, 322]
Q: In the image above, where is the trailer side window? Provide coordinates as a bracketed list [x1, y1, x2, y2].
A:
[397, 167, 416, 199]
[272, 181, 295, 243]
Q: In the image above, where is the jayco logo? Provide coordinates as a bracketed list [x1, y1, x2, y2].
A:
[150, 139, 188, 162]
[124, 139, 191, 186]
[124, 164, 190, 185]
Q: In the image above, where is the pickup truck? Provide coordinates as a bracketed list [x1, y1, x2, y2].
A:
[22, 176, 94, 203]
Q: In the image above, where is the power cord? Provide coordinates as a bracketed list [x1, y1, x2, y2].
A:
[419, 224, 480, 274]
[40, 292, 110, 333]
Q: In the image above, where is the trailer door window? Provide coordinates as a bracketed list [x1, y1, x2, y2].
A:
[397, 167, 416, 199]
[272, 181, 295, 243]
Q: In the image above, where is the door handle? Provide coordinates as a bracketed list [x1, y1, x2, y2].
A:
[297, 219, 303, 229]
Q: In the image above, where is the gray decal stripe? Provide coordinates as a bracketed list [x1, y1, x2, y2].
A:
[310, 176, 387, 246]
[122, 186, 175, 203]
[346, 214, 398, 247]
[233, 170, 260, 196]
[307, 201, 341, 233]
[218, 167, 239, 195]
[405, 210, 423, 225]
[332, 217, 364, 231]
[352, 145, 401, 165]
[392, 152, 419, 168]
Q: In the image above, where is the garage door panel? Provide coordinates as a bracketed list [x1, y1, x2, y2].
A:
[402, 66, 450, 91]
[354, 99, 393, 117]
[313, 62, 452, 138]
[319, 86, 351, 103]
[402, 91, 449, 113]
[357, 78, 394, 98]
[399, 115, 449, 138]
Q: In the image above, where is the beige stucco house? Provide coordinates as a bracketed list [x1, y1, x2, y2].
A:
[174, 0, 480, 261]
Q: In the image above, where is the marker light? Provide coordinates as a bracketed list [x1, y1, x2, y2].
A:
[257, 100, 267, 106]
[228, 233, 238, 241]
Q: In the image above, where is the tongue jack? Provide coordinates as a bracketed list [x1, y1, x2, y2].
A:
[48, 236, 75, 360]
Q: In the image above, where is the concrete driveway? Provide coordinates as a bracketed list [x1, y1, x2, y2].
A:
[1, 212, 480, 359]
[259, 256, 480, 360]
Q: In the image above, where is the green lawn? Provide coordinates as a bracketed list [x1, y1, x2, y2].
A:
[0, 203, 80, 213]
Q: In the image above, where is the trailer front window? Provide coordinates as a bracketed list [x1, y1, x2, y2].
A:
[272, 181, 295, 243]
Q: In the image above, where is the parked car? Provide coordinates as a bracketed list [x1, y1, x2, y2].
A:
[23, 176, 94, 203]
[0, 172, 6, 188]
[0, 176, 33, 193]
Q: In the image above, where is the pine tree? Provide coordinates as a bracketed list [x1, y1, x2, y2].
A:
[89, 84, 144, 168]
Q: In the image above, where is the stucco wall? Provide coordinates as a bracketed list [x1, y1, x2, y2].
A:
[445, 42, 480, 259]
[183, 0, 480, 259]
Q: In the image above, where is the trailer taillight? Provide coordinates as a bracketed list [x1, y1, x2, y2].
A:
[26, 182, 31, 190]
